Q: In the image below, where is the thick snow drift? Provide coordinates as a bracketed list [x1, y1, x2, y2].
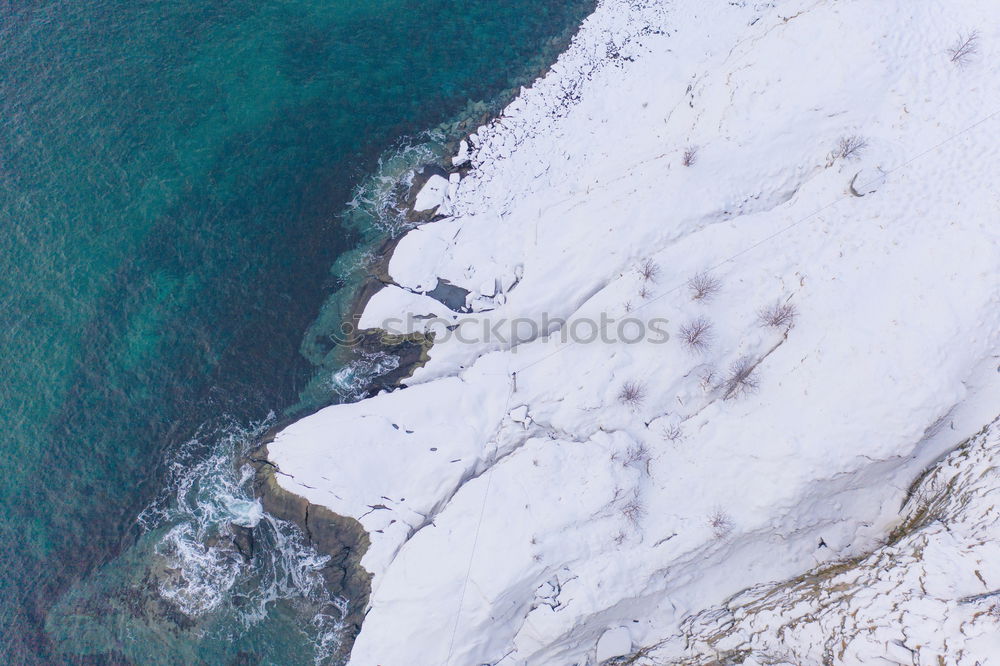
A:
[269, 0, 1000, 663]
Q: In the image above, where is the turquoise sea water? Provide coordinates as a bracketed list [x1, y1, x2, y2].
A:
[0, 1, 593, 662]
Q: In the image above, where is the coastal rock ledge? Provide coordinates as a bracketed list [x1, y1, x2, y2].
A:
[252, 442, 371, 636]
[265, 0, 1000, 663]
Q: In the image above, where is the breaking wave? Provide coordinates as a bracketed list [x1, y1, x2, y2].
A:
[129, 131, 450, 664]
[139, 418, 348, 664]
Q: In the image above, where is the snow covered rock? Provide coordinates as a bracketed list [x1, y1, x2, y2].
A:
[849, 166, 888, 197]
[413, 174, 449, 212]
[267, 0, 1000, 663]
[595, 627, 632, 662]
[638, 417, 1000, 665]
[452, 139, 470, 167]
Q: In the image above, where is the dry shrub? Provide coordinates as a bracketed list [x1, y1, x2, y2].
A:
[687, 271, 721, 301]
[621, 497, 646, 525]
[618, 380, 647, 407]
[709, 509, 734, 539]
[679, 317, 714, 352]
[623, 442, 651, 468]
[948, 30, 980, 65]
[637, 257, 660, 282]
[723, 355, 758, 400]
[682, 146, 698, 167]
[661, 423, 684, 443]
[835, 135, 867, 161]
[757, 301, 797, 329]
[699, 368, 717, 392]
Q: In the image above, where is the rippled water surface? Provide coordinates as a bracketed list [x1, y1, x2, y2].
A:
[0, 1, 593, 662]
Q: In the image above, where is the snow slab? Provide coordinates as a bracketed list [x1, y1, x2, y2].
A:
[595, 627, 632, 661]
[413, 174, 449, 212]
[269, 0, 1000, 663]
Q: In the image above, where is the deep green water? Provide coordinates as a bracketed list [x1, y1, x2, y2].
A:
[0, 1, 593, 663]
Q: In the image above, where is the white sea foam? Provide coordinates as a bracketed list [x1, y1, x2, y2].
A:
[155, 522, 244, 616]
[329, 351, 400, 402]
[139, 419, 348, 657]
[342, 131, 448, 236]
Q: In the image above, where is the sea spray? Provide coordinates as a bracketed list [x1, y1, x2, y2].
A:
[343, 130, 450, 235]
[293, 131, 449, 411]
[329, 351, 400, 403]
[142, 418, 345, 623]
[48, 417, 351, 664]
[133, 346, 417, 661]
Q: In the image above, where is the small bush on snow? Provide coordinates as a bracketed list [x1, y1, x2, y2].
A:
[948, 30, 980, 66]
[687, 271, 721, 301]
[621, 497, 646, 526]
[618, 380, 647, 407]
[709, 509, 735, 539]
[637, 257, 660, 282]
[623, 442, 651, 469]
[661, 423, 684, 443]
[834, 135, 867, 161]
[699, 368, 717, 392]
[723, 355, 759, 400]
[679, 316, 714, 352]
[681, 146, 698, 167]
[757, 301, 797, 329]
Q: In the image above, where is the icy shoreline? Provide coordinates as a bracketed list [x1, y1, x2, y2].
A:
[268, 0, 1000, 663]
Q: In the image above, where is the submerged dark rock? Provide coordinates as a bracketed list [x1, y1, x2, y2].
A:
[250, 443, 372, 638]
[230, 524, 255, 563]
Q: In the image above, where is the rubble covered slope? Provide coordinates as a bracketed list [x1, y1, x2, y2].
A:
[638, 418, 1000, 665]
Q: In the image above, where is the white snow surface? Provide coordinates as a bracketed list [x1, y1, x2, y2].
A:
[640, 417, 1000, 665]
[269, 0, 1000, 663]
[413, 174, 449, 212]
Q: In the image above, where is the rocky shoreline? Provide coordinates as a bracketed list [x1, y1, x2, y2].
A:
[241, 8, 598, 639]
[250, 439, 372, 636]
[246, 175, 441, 636]
[244, 2, 675, 660]
[244, 0, 1000, 662]
[244, 123, 488, 650]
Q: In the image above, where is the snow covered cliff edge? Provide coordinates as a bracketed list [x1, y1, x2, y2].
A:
[269, 0, 1000, 662]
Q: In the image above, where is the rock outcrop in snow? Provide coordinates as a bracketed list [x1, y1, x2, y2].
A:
[636, 417, 1000, 665]
[267, 0, 1000, 663]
